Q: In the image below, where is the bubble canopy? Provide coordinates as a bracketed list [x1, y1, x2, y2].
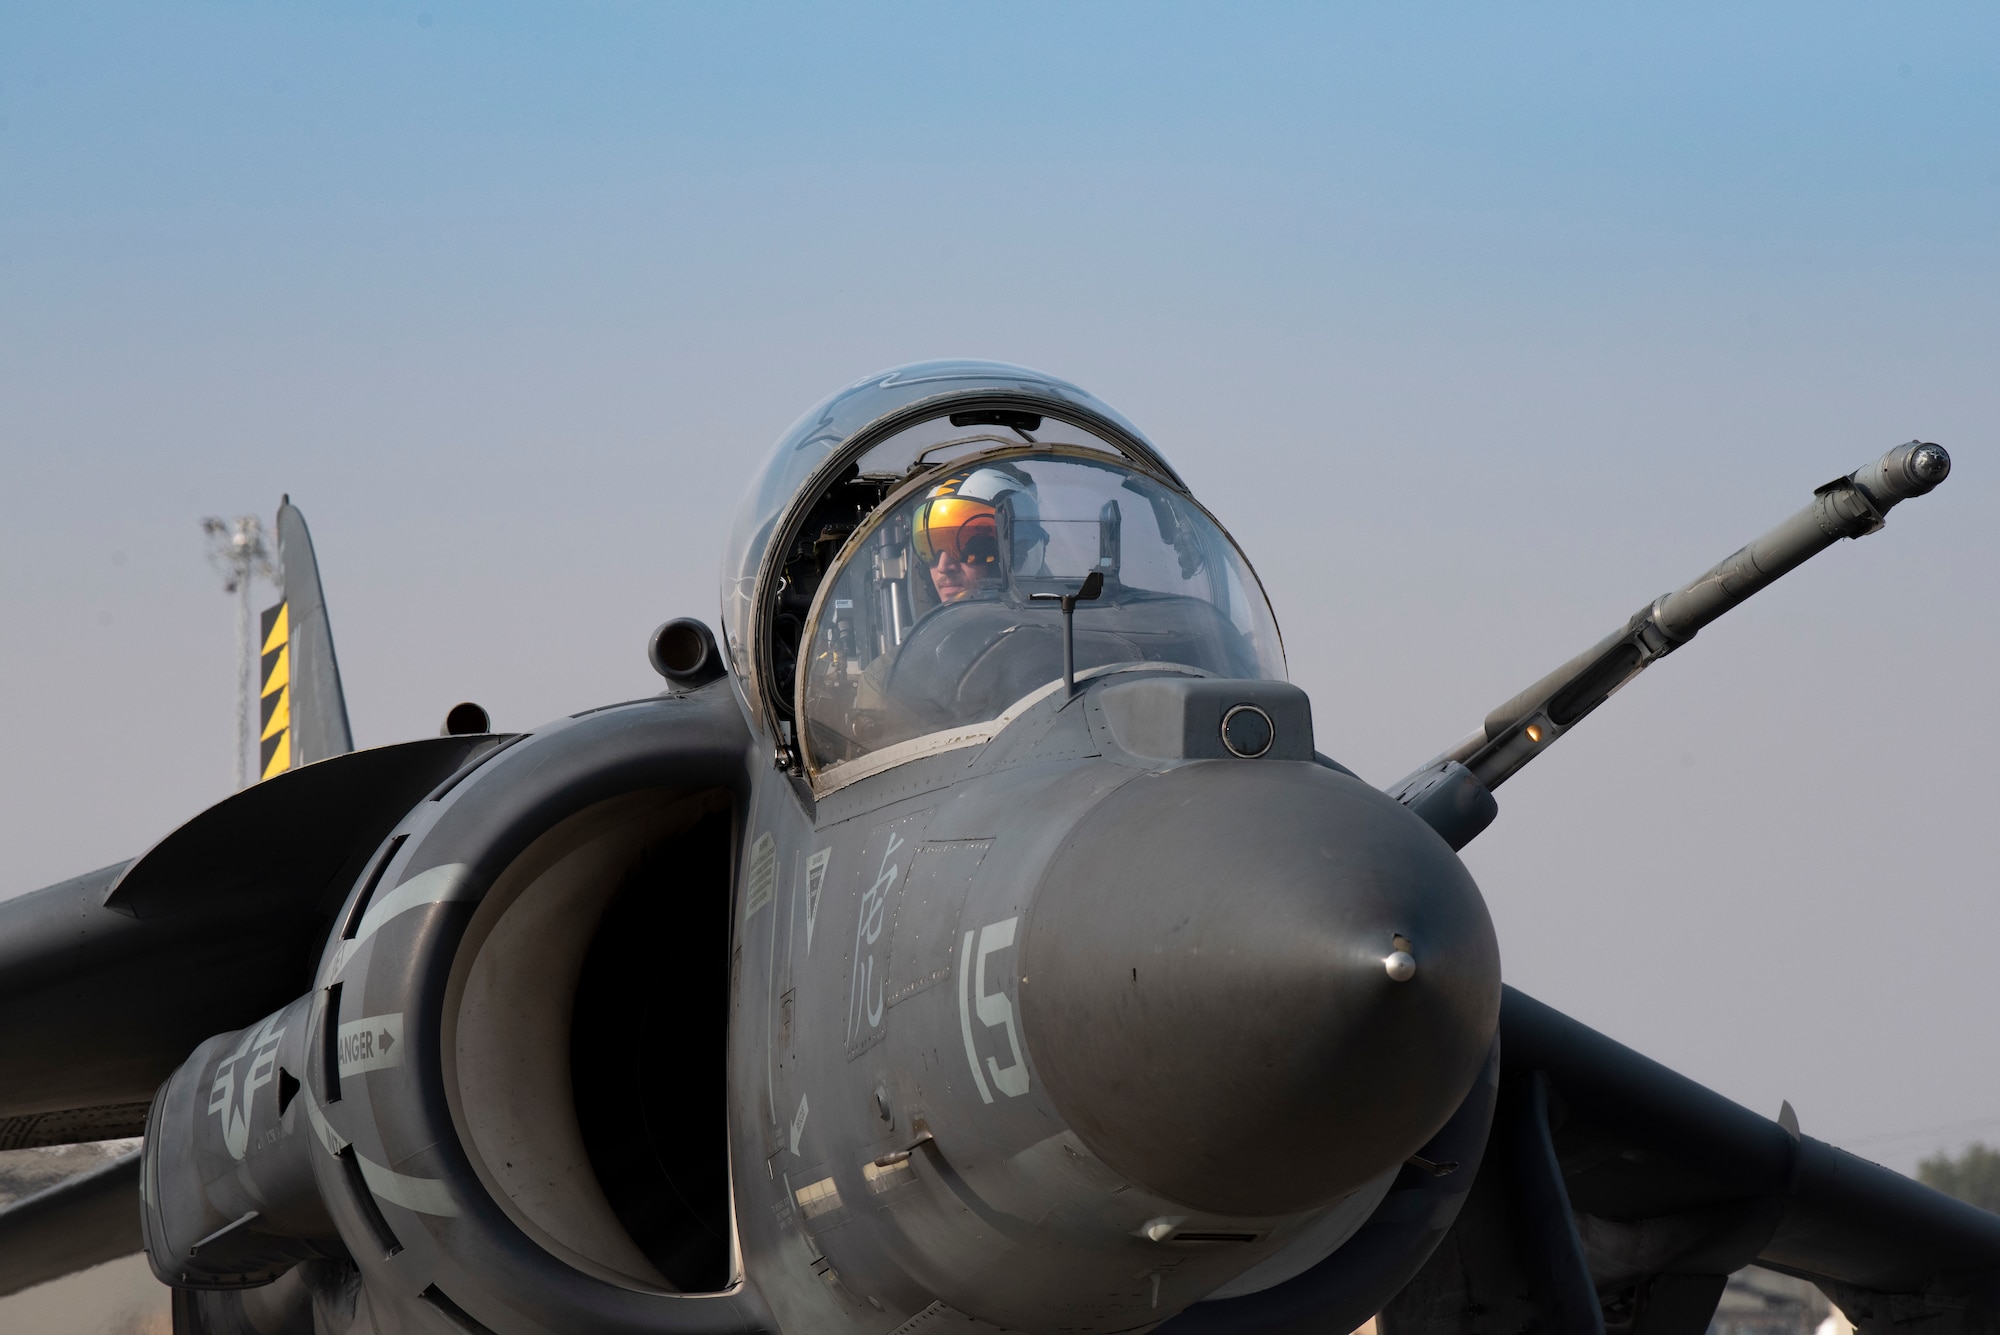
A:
[718, 361, 1283, 780]
[798, 448, 1286, 783]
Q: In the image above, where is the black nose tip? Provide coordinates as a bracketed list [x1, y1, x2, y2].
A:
[1019, 761, 1501, 1216]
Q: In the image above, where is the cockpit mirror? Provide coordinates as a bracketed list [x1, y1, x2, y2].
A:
[947, 408, 1042, 435]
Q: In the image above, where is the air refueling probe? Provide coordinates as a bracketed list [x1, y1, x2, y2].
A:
[1392, 440, 1952, 850]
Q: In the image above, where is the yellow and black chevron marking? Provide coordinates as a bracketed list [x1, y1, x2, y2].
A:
[259, 601, 291, 780]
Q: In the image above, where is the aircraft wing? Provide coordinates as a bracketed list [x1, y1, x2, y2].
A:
[1383, 986, 2000, 1335]
[1371, 445, 1989, 1332]
[0, 1149, 142, 1299]
[0, 735, 495, 1301]
[0, 736, 494, 1147]
[0, 494, 456, 1147]
[0, 497, 504, 1301]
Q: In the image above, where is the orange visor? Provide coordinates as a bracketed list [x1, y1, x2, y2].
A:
[911, 495, 1001, 567]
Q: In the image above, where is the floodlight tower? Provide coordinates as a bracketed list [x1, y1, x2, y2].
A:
[202, 515, 277, 789]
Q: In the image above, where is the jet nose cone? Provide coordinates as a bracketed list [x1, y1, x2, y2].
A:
[1020, 761, 1500, 1216]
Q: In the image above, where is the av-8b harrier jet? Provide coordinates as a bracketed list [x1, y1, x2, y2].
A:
[0, 361, 1986, 1335]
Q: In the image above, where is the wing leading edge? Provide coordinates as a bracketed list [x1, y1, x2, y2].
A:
[1384, 987, 2000, 1335]
[0, 1149, 142, 1300]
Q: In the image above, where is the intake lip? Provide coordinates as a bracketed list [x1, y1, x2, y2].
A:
[1018, 760, 1501, 1217]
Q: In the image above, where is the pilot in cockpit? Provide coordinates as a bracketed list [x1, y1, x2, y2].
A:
[844, 464, 1044, 736]
[907, 464, 1044, 607]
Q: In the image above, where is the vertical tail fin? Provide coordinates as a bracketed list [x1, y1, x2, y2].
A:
[258, 497, 354, 779]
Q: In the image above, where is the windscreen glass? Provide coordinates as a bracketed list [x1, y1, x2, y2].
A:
[799, 450, 1285, 776]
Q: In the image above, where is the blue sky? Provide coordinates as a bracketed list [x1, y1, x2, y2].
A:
[2, 2, 1997, 1170]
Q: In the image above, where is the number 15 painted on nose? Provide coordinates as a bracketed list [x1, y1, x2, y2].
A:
[959, 918, 1029, 1102]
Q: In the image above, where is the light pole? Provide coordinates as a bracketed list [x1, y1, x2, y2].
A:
[202, 515, 277, 789]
